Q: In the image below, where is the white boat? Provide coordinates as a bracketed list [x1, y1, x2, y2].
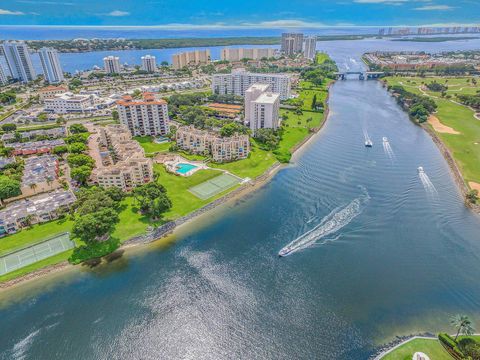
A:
[365, 140, 373, 147]
[383, 137, 388, 142]
[278, 247, 293, 257]
[418, 166, 424, 174]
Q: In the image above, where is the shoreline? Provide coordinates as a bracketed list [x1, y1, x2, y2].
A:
[382, 80, 480, 215]
[0, 83, 334, 292]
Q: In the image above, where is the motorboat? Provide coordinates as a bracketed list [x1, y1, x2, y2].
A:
[365, 139, 373, 147]
[418, 166, 424, 174]
[383, 137, 388, 142]
[278, 247, 293, 257]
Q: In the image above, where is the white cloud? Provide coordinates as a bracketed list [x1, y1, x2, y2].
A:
[414, 4, 455, 10]
[106, 10, 130, 17]
[0, 8, 24, 15]
[241, 19, 327, 28]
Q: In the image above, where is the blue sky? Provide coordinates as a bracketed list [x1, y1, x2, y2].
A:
[0, 0, 478, 27]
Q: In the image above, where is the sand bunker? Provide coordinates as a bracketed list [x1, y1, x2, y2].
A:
[469, 182, 480, 193]
[428, 115, 461, 135]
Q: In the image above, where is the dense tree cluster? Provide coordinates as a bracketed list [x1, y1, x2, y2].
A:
[0, 92, 16, 105]
[456, 94, 480, 110]
[69, 124, 89, 134]
[220, 122, 249, 137]
[67, 153, 95, 185]
[425, 81, 448, 92]
[388, 85, 437, 123]
[133, 183, 172, 220]
[254, 128, 282, 150]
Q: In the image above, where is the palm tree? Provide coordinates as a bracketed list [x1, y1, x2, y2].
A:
[451, 314, 475, 341]
[29, 183, 37, 194]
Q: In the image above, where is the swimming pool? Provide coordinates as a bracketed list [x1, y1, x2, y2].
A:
[176, 163, 198, 175]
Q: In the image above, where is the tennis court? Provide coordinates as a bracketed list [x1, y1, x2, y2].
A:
[0, 233, 75, 276]
[189, 173, 242, 200]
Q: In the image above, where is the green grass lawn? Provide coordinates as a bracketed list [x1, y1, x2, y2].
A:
[0, 218, 74, 256]
[382, 338, 452, 360]
[384, 76, 480, 188]
[210, 140, 277, 178]
[154, 164, 235, 219]
[315, 52, 330, 64]
[134, 136, 171, 153]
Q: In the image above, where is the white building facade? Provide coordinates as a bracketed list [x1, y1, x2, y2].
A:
[141, 55, 157, 72]
[1, 41, 36, 83]
[244, 84, 280, 134]
[303, 37, 317, 60]
[117, 93, 169, 136]
[39, 47, 64, 83]
[212, 69, 291, 100]
[44, 92, 99, 113]
[103, 56, 121, 74]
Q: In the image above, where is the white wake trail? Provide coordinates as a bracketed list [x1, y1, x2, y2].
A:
[279, 190, 370, 257]
[382, 139, 395, 161]
[419, 170, 438, 196]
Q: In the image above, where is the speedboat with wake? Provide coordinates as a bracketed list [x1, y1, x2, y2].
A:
[383, 137, 388, 143]
[365, 139, 373, 147]
[418, 166, 424, 174]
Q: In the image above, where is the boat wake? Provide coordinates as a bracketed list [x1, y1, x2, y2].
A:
[418, 167, 438, 196]
[278, 189, 370, 257]
[382, 137, 395, 161]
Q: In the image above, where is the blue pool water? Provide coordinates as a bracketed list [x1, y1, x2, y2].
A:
[176, 163, 198, 175]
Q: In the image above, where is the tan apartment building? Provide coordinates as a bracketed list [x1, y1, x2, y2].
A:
[116, 92, 169, 137]
[172, 50, 211, 70]
[38, 85, 68, 101]
[93, 124, 154, 191]
[220, 48, 275, 61]
[176, 125, 250, 162]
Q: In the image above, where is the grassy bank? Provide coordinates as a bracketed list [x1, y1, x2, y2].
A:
[381, 338, 451, 360]
[0, 54, 335, 285]
[383, 76, 480, 190]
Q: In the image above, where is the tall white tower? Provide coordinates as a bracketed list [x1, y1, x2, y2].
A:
[39, 47, 64, 83]
[141, 55, 157, 73]
[1, 41, 36, 83]
[103, 56, 121, 74]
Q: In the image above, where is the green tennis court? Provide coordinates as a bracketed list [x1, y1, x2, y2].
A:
[0, 233, 75, 276]
[189, 173, 242, 200]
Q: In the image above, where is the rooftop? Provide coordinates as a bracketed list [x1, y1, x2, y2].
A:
[254, 92, 280, 104]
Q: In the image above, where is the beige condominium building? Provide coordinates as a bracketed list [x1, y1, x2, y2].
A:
[172, 50, 211, 69]
[220, 48, 275, 62]
[116, 92, 169, 136]
[176, 125, 250, 162]
[94, 124, 154, 191]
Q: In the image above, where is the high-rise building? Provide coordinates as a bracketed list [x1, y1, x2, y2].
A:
[303, 37, 317, 60]
[281, 33, 304, 55]
[103, 56, 121, 74]
[244, 83, 271, 124]
[244, 83, 280, 134]
[212, 69, 291, 100]
[39, 47, 64, 84]
[1, 41, 36, 83]
[220, 48, 275, 61]
[283, 37, 296, 57]
[141, 55, 157, 73]
[116, 92, 169, 136]
[0, 66, 7, 86]
[172, 50, 211, 70]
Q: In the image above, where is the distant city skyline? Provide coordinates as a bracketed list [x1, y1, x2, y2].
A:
[0, 0, 477, 28]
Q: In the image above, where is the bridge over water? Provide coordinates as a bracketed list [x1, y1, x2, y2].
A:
[334, 71, 385, 80]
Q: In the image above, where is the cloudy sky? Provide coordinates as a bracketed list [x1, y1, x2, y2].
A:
[0, 0, 478, 27]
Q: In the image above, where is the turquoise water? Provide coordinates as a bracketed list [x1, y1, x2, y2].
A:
[176, 163, 198, 174]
